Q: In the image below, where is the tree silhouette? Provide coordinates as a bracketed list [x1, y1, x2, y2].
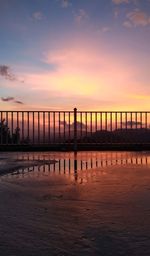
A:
[0, 119, 20, 144]
[0, 119, 11, 144]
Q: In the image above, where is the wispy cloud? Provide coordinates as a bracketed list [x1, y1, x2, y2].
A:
[0, 65, 24, 83]
[1, 97, 14, 102]
[112, 0, 129, 4]
[1, 97, 24, 104]
[0, 65, 16, 81]
[125, 10, 150, 27]
[59, 120, 85, 129]
[14, 100, 24, 104]
[32, 11, 45, 21]
[122, 121, 143, 126]
[74, 9, 88, 24]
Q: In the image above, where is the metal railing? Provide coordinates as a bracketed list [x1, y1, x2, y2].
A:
[0, 109, 150, 148]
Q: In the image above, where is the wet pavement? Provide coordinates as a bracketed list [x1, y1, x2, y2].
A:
[0, 151, 150, 256]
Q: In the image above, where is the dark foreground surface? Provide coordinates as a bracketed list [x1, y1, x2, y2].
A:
[1, 143, 150, 152]
[0, 151, 150, 256]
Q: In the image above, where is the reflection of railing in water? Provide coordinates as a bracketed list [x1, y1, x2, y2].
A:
[1, 152, 149, 180]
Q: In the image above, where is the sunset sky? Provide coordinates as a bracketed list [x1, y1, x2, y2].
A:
[0, 0, 150, 111]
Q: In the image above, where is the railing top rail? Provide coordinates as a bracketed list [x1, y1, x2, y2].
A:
[77, 111, 150, 113]
[0, 110, 150, 113]
[0, 111, 74, 113]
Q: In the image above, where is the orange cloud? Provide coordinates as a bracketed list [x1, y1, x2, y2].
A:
[126, 10, 150, 27]
[21, 42, 139, 111]
[112, 0, 129, 4]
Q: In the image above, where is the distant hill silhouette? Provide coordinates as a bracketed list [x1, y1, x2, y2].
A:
[76, 128, 150, 144]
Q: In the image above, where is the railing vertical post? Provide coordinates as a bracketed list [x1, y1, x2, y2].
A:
[74, 108, 77, 152]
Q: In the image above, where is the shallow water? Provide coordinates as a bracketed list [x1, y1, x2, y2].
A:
[0, 151, 150, 256]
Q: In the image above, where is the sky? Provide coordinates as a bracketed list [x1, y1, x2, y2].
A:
[0, 0, 150, 111]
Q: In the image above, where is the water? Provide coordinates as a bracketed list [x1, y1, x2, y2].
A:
[0, 151, 150, 256]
